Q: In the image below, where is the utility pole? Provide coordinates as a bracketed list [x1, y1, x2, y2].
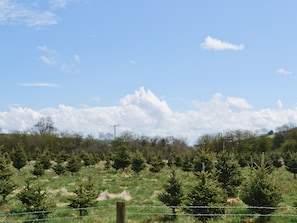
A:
[111, 125, 119, 140]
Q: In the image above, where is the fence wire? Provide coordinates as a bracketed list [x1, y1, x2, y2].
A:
[1, 205, 297, 222]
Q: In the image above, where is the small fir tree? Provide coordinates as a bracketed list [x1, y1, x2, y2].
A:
[0, 154, 16, 202]
[56, 151, 69, 163]
[2, 152, 11, 165]
[11, 145, 27, 172]
[80, 152, 96, 167]
[215, 151, 243, 197]
[32, 160, 45, 178]
[240, 153, 282, 223]
[66, 155, 82, 175]
[270, 153, 282, 168]
[112, 145, 130, 171]
[17, 179, 55, 219]
[149, 155, 165, 173]
[68, 176, 98, 216]
[185, 171, 227, 223]
[193, 149, 215, 173]
[182, 155, 194, 174]
[40, 152, 52, 170]
[53, 161, 66, 175]
[158, 169, 183, 220]
[104, 158, 112, 170]
[131, 151, 146, 174]
[284, 152, 297, 179]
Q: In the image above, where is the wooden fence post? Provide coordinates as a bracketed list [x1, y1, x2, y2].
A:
[116, 201, 126, 223]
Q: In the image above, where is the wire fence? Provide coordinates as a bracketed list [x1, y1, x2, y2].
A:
[1, 204, 297, 222]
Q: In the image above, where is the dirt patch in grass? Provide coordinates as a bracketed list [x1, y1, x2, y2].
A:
[97, 190, 132, 201]
[47, 187, 75, 196]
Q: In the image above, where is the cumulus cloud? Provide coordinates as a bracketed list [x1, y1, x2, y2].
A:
[201, 36, 244, 51]
[1, 88, 297, 145]
[226, 96, 253, 110]
[277, 68, 292, 75]
[0, 0, 58, 27]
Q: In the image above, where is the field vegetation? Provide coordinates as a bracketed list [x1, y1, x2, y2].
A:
[1, 117, 297, 222]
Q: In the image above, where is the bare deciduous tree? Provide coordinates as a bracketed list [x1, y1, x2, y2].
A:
[33, 116, 56, 136]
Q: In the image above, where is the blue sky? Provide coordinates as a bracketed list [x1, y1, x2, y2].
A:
[1, 0, 297, 144]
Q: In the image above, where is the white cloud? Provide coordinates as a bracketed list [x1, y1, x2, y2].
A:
[20, 82, 61, 88]
[60, 63, 79, 73]
[1, 88, 297, 145]
[226, 96, 253, 110]
[0, 0, 58, 27]
[37, 46, 79, 73]
[201, 36, 244, 51]
[39, 55, 55, 65]
[277, 68, 292, 75]
[49, 0, 71, 9]
[74, 54, 80, 63]
[37, 46, 58, 65]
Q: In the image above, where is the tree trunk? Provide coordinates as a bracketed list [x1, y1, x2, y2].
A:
[258, 215, 267, 223]
[172, 207, 177, 220]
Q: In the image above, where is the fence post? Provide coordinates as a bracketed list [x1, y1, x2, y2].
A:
[116, 201, 126, 223]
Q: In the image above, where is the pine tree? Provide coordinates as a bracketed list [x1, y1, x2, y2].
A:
[131, 151, 146, 174]
[149, 155, 165, 173]
[11, 145, 27, 172]
[182, 155, 194, 173]
[68, 176, 98, 216]
[66, 155, 82, 175]
[0, 154, 16, 202]
[112, 145, 130, 171]
[17, 179, 55, 219]
[240, 153, 282, 223]
[193, 149, 216, 173]
[104, 158, 111, 170]
[53, 161, 66, 175]
[284, 152, 297, 179]
[158, 169, 183, 220]
[215, 151, 243, 197]
[270, 153, 282, 168]
[185, 171, 227, 223]
[40, 150, 52, 170]
[56, 151, 69, 163]
[32, 160, 45, 178]
[80, 152, 96, 167]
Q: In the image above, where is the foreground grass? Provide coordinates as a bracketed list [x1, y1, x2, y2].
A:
[1, 162, 297, 222]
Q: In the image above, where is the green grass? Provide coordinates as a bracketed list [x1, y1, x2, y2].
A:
[2, 161, 297, 222]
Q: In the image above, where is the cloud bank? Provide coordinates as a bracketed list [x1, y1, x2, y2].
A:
[0, 88, 296, 144]
[201, 36, 244, 51]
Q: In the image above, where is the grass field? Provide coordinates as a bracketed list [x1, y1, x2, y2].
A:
[1, 161, 297, 222]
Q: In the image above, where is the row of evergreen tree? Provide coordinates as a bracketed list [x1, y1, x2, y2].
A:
[158, 153, 282, 223]
[0, 149, 285, 223]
